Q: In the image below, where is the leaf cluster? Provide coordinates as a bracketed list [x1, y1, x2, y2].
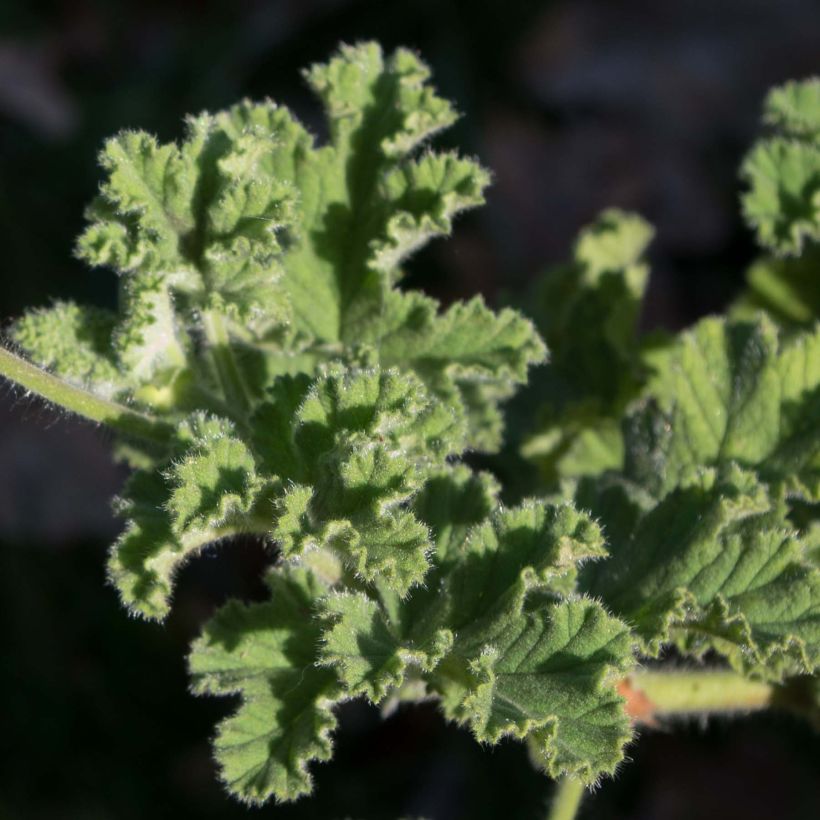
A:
[3, 46, 820, 808]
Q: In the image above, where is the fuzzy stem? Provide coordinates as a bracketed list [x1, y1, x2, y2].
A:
[547, 778, 585, 820]
[0, 345, 173, 444]
[201, 310, 251, 416]
[623, 669, 774, 720]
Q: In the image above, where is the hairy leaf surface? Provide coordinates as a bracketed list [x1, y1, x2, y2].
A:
[189, 568, 341, 804]
[585, 467, 820, 679]
[625, 316, 820, 500]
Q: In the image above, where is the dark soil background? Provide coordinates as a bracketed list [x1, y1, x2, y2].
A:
[1, 2, 818, 818]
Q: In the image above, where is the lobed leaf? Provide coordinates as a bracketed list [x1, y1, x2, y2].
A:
[12, 301, 123, 398]
[624, 316, 820, 501]
[585, 466, 820, 680]
[741, 77, 820, 255]
[319, 591, 452, 702]
[109, 414, 268, 619]
[521, 209, 656, 481]
[433, 598, 634, 782]
[189, 568, 342, 804]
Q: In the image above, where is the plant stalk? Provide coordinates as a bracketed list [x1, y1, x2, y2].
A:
[547, 777, 585, 820]
[201, 309, 252, 416]
[622, 669, 775, 722]
[0, 345, 173, 444]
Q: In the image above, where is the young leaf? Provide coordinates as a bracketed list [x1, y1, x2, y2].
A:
[77, 123, 295, 321]
[741, 77, 820, 255]
[189, 568, 342, 804]
[257, 366, 466, 594]
[521, 209, 656, 481]
[109, 414, 268, 619]
[764, 78, 820, 139]
[12, 301, 124, 398]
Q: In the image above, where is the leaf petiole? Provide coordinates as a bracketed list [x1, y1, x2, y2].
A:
[0, 345, 174, 445]
[547, 777, 585, 820]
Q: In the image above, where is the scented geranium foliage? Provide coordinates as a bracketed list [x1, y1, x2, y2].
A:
[1, 43, 819, 817]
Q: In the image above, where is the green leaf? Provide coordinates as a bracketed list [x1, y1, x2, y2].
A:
[372, 292, 546, 450]
[444, 501, 608, 623]
[625, 316, 820, 500]
[764, 78, 820, 141]
[741, 139, 820, 256]
[267, 42, 488, 342]
[189, 568, 342, 804]
[12, 301, 124, 398]
[109, 413, 267, 619]
[77, 122, 295, 322]
[255, 366, 465, 594]
[319, 591, 452, 701]
[522, 209, 656, 481]
[412, 465, 500, 567]
[166, 421, 262, 536]
[742, 78, 820, 255]
[585, 466, 820, 679]
[433, 598, 634, 782]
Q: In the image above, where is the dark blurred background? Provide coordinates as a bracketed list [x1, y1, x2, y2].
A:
[1, 2, 819, 818]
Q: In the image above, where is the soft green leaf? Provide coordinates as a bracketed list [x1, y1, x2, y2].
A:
[522, 209, 656, 481]
[12, 301, 123, 398]
[624, 316, 820, 500]
[189, 568, 342, 804]
[764, 78, 820, 140]
[167, 422, 262, 536]
[741, 139, 820, 256]
[742, 79, 820, 255]
[585, 466, 820, 679]
[267, 42, 488, 342]
[412, 465, 500, 567]
[109, 413, 268, 619]
[77, 123, 295, 321]
[255, 366, 465, 594]
[444, 501, 607, 623]
[319, 591, 452, 701]
[433, 598, 634, 782]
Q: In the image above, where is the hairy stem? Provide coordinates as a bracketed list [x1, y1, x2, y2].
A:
[0, 345, 173, 444]
[547, 777, 585, 820]
[201, 310, 252, 416]
[622, 669, 774, 722]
